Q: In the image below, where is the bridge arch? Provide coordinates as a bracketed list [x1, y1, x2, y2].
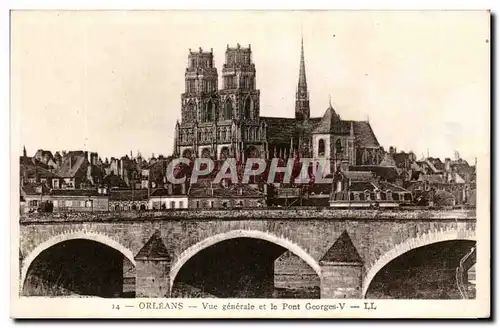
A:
[170, 229, 321, 290]
[362, 227, 476, 298]
[20, 230, 136, 291]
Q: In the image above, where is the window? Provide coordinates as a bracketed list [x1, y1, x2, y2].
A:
[131, 204, 137, 210]
[244, 98, 251, 119]
[123, 205, 129, 211]
[359, 193, 365, 201]
[29, 200, 38, 207]
[336, 139, 343, 154]
[209, 201, 214, 208]
[115, 204, 120, 211]
[203, 100, 213, 122]
[336, 181, 342, 192]
[170, 201, 176, 209]
[179, 201, 184, 209]
[196, 201, 200, 208]
[53, 200, 58, 207]
[318, 139, 325, 157]
[65, 200, 72, 207]
[80, 201, 86, 207]
[224, 99, 233, 120]
[186, 101, 195, 121]
[140, 204, 146, 211]
[349, 193, 355, 201]
[52, 179, 59, 189]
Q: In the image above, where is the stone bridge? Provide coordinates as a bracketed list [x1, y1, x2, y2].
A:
[19, 208, 476, 299]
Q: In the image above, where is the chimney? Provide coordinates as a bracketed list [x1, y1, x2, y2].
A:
[445, 158, 451, 172]
[87, 165, 93, 181]
[90, 152, 98, 166]
[181, 182, 186, 195]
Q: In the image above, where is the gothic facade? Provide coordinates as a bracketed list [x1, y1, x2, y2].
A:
[173, 39, 385, 172]
[173, 44, 267, 161]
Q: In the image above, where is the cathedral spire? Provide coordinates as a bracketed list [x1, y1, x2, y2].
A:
[298, 36, 307, 89]
[295, 35, 310, 121]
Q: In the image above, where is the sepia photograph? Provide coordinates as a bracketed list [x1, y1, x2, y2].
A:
[10, 10, 490, 318]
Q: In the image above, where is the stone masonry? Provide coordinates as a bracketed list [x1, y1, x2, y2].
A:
[19, 208, 476, 298]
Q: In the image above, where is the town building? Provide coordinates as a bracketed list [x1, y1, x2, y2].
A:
[148, 184, 188, 210]
[329, 164, 413, 208]
[109, 189, 149, 211]
[49, 189, 109, 212]
[20, 183, 51, 213]
[188, 179, 265, 209]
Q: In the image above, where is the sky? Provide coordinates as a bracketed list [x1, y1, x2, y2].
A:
[11, 10, 490, 164]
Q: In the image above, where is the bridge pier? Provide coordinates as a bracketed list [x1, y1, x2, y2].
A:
[135, 258, 171, 297]
[134, 231, 172, 298]
[320, 261, 363, 299]
[319, 230, 363, 299]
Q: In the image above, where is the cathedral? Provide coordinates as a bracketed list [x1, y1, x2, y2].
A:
[173, 38, 385, 173]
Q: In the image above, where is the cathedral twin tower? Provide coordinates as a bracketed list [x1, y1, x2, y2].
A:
[173, 40, 311, 161]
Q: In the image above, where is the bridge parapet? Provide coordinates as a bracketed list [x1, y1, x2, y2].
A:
[20, 207, 476, 224]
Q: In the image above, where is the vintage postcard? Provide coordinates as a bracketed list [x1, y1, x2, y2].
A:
[10, 10, 490, 319]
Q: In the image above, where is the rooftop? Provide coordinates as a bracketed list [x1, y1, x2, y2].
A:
[109, 189, 149, 201]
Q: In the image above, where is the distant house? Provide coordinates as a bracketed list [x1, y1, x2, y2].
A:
[302, 183, 332, 207]
[34, 149, 57, 169]
[406, 160, 471, 205]
[267, 184, 303, 207]
[188, 179, 265, 209]
[349, 165, 402, 185]
[433, 189, 456, 207]
[148, 184, 188, 210]
[51, 151, 90, 189]
[20, 183, 51, 213]
[49, 189, 109, 212]
[109, 188, 149, 211]
[20, 157, 57, 186]
[329, 168, 413, 208]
